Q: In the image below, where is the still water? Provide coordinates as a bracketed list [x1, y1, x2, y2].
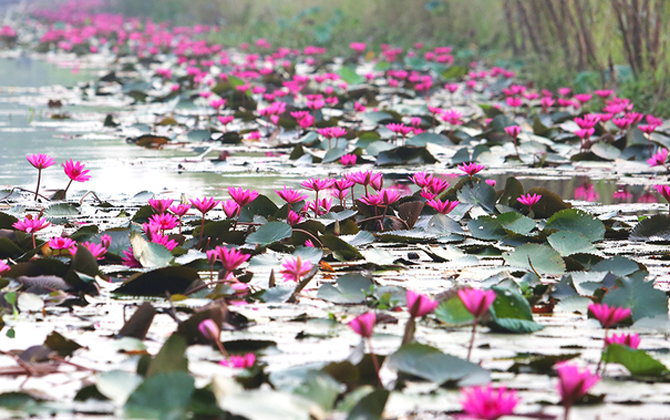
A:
[0, 55, 660, 206]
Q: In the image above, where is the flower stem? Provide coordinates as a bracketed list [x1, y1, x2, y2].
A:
[34, 169, 42, 201]
[366, 337, 382, 387]
[564, 404, 571, 420]
[63, 179, 73, 198]
[197, 215, 205, 248]
[596, 328, 609, 375]
[467, 318, 478, 361]
[31, 233, 36, 249]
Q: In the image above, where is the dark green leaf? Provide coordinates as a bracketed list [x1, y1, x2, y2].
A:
[124, 372, 194, 420]
[246, 222, 293, 246]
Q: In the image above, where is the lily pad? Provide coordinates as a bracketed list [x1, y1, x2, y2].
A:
[387, 343, 489, 386]
[503, 244, 566, 275]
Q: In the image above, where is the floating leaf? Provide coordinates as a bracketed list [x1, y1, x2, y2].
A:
[321, 234, 363, 261]
[604, 344, 669, 377]
[115, 266, 202, 297]
[387, 343, 489, 386]
[246, 222, 293, 246]
[487, 284, 544, 333]
[497, 212, 535, 236]
[630, 215, 670, 242]
[457, 183, 496, 213]
[129, 231, 173, 268]
[602, 276, 668, 322]
[376, 146, 438, 166]
[547, 231, 597, 256]
[545, 209, 605, 243]
[317, 274, 373, 303]
[146, 334, 188, 377]
[503, 244, 566, 275]
[124, 372, 194, 420]
[346, 389, 389, 420]
[467, 216, 506, 240]
[434, 296, 475, 326]
[526, 187, 571, 218]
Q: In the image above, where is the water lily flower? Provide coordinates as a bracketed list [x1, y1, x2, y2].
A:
[459, 288, 497, 361]
[648, 148, 668, 167]
[0, 261, 10, 276]
[426, 178, 450, 195]
[461, 385, 519, 420]
[169, 203, 191, 234]
[190, 197, 219, 215]
[275, 186, 308, 204]
[555, 362, 599, 420]
[485, 179, 497, 187]
[221, 200, 240, 219]
[348, 311, 376, 338]
[558, 87, 571, 97]
[121, 247, 142, 268]
[540, 96, 555, 113]
[517, 193, 542, 210]
[215, 246, 250, 277]
[190, 197, 220, 246]
[458, 162, 485, 179]
[148, 198, 173, 214]
[504, 125, 521, 138]
[198, 319, 229, 358]
[280, 256, 313, 283]
[78, 242, 108, 260]
[588, 303, 631, 328]
[605, 332, 640, 349]
[595, 89, 614, 99]
[426, 198, 459, 215]
[441, 109, 462, 125]
[48, 236, 76, 252]
[13, 216, 50, 248]
[406, 290, 438, 318]
[148, 213, 178, 232]
[228, 187, 258, 207]
[574, 93, 592, 105]
[340, 154, 357, 166]
[349, 42, 366, 53]
[220, 353, 256, 368]
[26, 153, 56, 201]
[62, 160, 91, 197]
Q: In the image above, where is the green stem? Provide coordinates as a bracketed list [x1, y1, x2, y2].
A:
[34, 169, 41, 201]
[467, 318, 478, 361]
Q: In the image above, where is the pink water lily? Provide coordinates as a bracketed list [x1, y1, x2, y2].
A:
[215, 246, 250, 277]
[348, 311, 376, 338]
[555, 362, 599, 420]
[0, 261, 10, 276]
[62, 160, 91, 197]
[220, 353, 256, 369]
[459, 288, 497, 361]
[148, 198, 173, 214]
[27, 153, 56, 201]
[406, 290, 438, 318]
[228, 187, 258, 207]
[461, 385, 519, 420]
[279, 256, 313, 283]
[605, 332, 640, 349]
[458, 162, 485, 179]
[588, 303, 631, 328]
[426, 198, 459, 215]
[517, 193, 542, 210]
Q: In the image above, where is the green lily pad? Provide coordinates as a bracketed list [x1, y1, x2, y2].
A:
[547, 231, 597, 256]
[124, 372, 194, 420]
[467, 216, 506, 240]
[387, 343, 489, 386]
[602, 276, 668, 322]
[246, 222, 293, 246]
[434, 296, 475, 326]
[317, 274, 373, 303]
[604, 344, 669, 377]
[497, 212, 535, 236]
[458, 183, 496, 213]
[630, 215, 670, 242]
[545, 209, 605, 243]
[503, 244, 566, 275]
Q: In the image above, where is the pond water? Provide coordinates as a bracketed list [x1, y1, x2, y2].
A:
[0, 55, 300, 200]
